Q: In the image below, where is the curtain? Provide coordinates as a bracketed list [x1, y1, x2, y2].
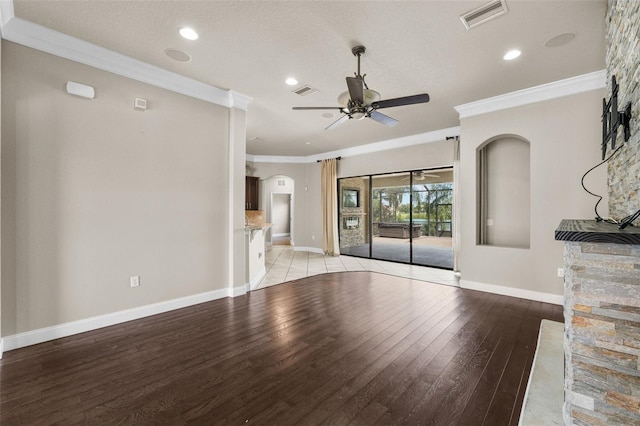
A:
[453, 137, 462, 273]
[321, 158, 340, 256]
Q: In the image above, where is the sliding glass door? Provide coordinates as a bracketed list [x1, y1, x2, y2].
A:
[339, 168, 454, 270]
[371, 172, 411, 263]
[410, 171, 453, 268]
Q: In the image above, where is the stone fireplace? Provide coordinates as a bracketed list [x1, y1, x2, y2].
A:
[556, 220, 640, 425]
[557, 2, 640, 422]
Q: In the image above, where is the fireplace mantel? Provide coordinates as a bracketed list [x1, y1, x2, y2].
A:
[555, 219, 640, 245]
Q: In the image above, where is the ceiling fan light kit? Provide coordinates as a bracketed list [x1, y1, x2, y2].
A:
[293, 45, 430, 130]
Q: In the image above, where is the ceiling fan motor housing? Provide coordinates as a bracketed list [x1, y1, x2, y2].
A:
[337, 88, 381, 109]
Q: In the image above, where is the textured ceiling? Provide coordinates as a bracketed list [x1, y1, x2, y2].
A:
[13, 0, 607, 156]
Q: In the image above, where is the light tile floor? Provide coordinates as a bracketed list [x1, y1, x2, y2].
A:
[255, 245, 460, 290]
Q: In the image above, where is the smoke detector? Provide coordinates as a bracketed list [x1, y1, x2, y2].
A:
[460, 0, 509, 30]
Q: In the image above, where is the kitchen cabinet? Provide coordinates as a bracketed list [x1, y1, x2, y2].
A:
[246, 176, 259, 210]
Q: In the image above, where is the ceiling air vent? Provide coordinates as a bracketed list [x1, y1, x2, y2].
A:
[460, 0, 509, 30]
[292, 85, 318, 96]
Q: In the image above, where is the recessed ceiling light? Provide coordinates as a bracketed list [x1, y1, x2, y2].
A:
[285, 77, 298, 86]
[305, 142, 311, 145]
[545, 33, 576, 48]
[503, 49, 521, 60]
[165, 48, 192, 63]
[322, 112, 335, 118]
[179, 27, 199, 41]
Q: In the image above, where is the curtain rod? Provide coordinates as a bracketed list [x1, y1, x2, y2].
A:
[316, 156, 342, 163]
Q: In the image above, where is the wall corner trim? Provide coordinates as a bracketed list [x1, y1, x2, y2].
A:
[459, 279, 563, 305]
[0, 0, 14, 29]
[247, 267, 266, 291]
[454, 70, 606, 119]
[0, 15, 251, 110]
[2, 289, 230, 352]
[228, 90, 253, 110]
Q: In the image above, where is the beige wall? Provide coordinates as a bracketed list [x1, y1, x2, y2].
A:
[338, 139, 454, 178]
[2, 42, 232, 334]
[459, 89, 608, 296]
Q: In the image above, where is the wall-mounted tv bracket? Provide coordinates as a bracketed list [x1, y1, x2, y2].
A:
[602, 75, 632, 160]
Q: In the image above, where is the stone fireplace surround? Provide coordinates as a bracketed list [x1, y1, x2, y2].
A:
[556, 220, 640, 425]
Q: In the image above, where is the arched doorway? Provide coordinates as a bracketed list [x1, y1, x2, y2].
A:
[263, 175, 295, 247]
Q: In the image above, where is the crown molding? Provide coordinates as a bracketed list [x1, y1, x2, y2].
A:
[454, 70, 606, 119]
[0, 0, 14, 31]
[246, 154, 309, 164]
[0, 14, 252, 110]
[247, 126, 461, 164]
[228, 90, 252, 110]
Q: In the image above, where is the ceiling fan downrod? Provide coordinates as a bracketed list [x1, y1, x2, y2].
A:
[352, 45, 366, 79]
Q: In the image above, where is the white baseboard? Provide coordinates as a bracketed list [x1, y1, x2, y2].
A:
[272, 232, 290, 238]
[0, 338, 3, 359]
[3, 288, 229, 352]
[294, 246, 324, 255]
[459, 280, 563, 305]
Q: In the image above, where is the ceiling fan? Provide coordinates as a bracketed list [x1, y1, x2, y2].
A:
[401, 171, 441, 181]
[292, 45, 430, 130]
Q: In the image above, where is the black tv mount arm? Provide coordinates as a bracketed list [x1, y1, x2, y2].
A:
[602, 75, 632, 160]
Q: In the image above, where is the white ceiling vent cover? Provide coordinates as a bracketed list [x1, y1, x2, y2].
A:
[292, 85, 318, 96]
[460, 0, 509, 30]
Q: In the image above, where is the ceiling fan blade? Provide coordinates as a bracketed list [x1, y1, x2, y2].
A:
[325, 114, 350, 130]
[369, 110, 399, 127]
[346, 77, 364, 104]
[371, 93, 430, 109]
[293, 106, 344, 110]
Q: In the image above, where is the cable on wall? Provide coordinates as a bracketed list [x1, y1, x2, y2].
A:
[580, 145, 622, 223]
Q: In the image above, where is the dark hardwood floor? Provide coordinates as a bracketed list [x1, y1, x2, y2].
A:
[0, 272, 563, 425]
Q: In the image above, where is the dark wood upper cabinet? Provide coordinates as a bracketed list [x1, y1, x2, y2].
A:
[246, 176, 259, 210]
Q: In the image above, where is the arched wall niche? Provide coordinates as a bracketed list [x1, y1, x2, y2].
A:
[476, 134, 531, 249]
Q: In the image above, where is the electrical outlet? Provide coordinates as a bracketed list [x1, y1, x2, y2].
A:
[557, 268, 565, 278]
[130, 276, 140, 287]
[311, 235, 315, 240]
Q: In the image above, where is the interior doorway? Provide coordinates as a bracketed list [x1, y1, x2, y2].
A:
[263, 175, 295, 247]
[271, 193, 292, 246]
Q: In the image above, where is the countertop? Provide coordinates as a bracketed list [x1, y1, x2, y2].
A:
[244, 223, 272, 232]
